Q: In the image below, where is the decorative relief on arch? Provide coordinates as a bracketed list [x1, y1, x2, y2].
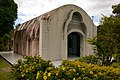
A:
[62, 9, 74, 34]
[63, 10, 87, 40]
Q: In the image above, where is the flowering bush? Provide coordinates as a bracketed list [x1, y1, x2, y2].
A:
[11, 56, 120, 80]
[11, 56, 54, 80]
[44, 60, 120, 80]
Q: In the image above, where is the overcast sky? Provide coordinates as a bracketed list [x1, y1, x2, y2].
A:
[14, 0, 120, 26]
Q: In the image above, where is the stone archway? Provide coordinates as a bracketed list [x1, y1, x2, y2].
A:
[68, 32, 80, 57]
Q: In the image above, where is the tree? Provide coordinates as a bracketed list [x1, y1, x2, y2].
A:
[96, 3, 120, 65]
[0, 0, 17, 37]
[88, 3, 120, 65]
[112, 3, 120, 16]
[96, 16, 120, 65]
[0, 0, 17, 51]
[0, 30, 14, 51]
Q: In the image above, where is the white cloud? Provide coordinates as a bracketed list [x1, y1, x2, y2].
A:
[14, 0, 120, 25]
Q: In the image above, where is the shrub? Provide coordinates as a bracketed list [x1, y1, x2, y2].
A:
[61, 60, 120, 80]
[11, 56, 54, 80]
[77, 55, 101, 65]
[112, 53, 120, 63]
[11, 56, 120, 80]
[44, 60, 120, 80]
[111, 63, 120, 68]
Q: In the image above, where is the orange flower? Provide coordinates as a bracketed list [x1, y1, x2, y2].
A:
[56, 71, 59, 76]
[94, 74, 97, 77]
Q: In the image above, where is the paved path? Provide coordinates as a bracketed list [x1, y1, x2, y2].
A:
[0, 51, 62, 67]
[0, 51, 23, 64]
[0, 51, 79, 67]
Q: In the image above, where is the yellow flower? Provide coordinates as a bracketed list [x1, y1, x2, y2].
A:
[98, 72, 102, 75]
[43, 76, 47, 80]
[44, 71, 47, 76]
[21, 74, 24, 77]
[94, 74, 97, 77]
[90, 71, 93, 74]
[62, 66, 66, 71]
[78, 65, 80, 67]
[48, 72, 51, 77]
[19, 66, 22, 68]
[82, 68, 85, 70]
[47, 67, 52, 70]
[36, 72, 40, 79]
[24, 64, 27, 67]
[32, 66, 34, 69]
[26, 70, 28, 73]
[73, 69, 76, 72]
[73, 78, 76, 80]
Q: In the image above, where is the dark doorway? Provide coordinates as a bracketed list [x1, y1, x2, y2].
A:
[68, 32, 80, 57]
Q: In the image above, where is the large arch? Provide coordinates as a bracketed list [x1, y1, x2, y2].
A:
[64, 10, 86, 59]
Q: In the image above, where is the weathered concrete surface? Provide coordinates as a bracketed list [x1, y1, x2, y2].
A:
[14, 4, 97, 61]
[0, 51, 23, 64]
[0, 52, 62, 67]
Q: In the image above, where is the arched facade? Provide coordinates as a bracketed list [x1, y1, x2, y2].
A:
[65, 11, 86, 58]
[14, 4, 97, 61]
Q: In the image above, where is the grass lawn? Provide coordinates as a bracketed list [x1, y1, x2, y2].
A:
[0, 56, 12, 80]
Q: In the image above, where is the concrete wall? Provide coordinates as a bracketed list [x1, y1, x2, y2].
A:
[40, 4, 97, 60]
[14, 4, 97, 61]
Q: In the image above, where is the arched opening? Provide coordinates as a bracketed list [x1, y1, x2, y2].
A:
[64, 11, 87, 60]
[68, 32, 80, 58]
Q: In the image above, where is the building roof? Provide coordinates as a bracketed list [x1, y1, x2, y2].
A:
[16, 4, 89, 31]
[17, 9, 55, 31]
[15, 4, 92, 39]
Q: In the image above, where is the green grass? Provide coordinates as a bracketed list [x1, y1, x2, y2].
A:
[0, 56, 12, 80]
[0, 56, 11, 68]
